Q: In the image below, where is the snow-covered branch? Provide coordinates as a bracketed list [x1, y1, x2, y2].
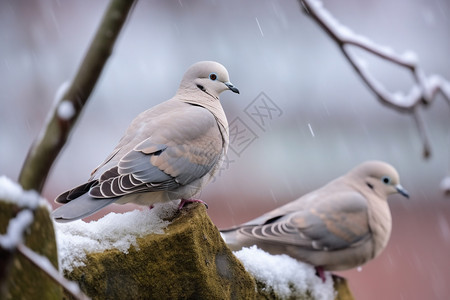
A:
[299, 0, 450, 159]
[18, 0, 137, 193]
[299, 0, 450, 193]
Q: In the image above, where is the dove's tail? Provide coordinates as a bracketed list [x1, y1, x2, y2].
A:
[51, 193, 118, 223]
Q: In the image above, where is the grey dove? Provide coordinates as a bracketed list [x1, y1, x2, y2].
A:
[52, 61, 239, 222]
[220, 161, 409, 281]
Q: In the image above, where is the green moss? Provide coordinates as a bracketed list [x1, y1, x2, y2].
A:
[333, 275, 355, 300]
[65, 204, 257, 299]
[0, 199, 62, 300]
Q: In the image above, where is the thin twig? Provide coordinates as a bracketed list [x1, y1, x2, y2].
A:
[17, 244, 90, 300]
[412, 107, 431, 158]
[299, 0, 450, 161]
[18, 0, 137, 192]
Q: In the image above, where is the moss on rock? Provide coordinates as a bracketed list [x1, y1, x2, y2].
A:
[333, 275, 354, 300]
[65, 203, 258, 299]
[0, 199, 62, 300]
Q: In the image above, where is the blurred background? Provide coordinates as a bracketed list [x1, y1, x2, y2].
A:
[1, 0, 449, 299]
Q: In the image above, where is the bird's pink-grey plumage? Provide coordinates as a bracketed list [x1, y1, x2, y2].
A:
[52, 61, 239, 222]
[220, 161, 409, 279]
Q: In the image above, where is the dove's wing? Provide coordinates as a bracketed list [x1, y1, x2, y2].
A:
[90, 105, 224, 198]
[57, 104, 223, 201]
[230, 191, 370, 251]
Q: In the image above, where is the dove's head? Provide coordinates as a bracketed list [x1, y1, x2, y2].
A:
[351, 161, 409, 199]
[179, 61, 239, 99]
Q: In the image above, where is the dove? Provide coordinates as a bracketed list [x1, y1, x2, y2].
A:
[52, 61, 239, 223]
[220, 161, 409, 281]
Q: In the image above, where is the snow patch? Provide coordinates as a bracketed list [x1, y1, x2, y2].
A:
[57, 100, 75, 120]
[55, 202, 178, 272]
[402, 50, 418, 64]
[54, 80, 70, 104]
[0, 176, 46, 209]
[0, 176, 49, 250]
[0, 210, 34, 250]
[234, 246, 334, 299]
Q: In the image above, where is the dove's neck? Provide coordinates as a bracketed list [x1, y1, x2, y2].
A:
[344, 174, 392, 259]
[175, 89, 229, 153]
[367, 197, 392, 258]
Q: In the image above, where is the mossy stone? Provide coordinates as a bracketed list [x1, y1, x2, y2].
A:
[0, 199, 62, 300]
[65, 204, 258, 299]
[333, 275, 354, 300]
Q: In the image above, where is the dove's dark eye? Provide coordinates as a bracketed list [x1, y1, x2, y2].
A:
[209, 73, 217, 81]
[381, 176, 391, 184]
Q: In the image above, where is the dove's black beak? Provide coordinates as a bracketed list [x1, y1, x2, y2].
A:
[396, 184, 409, 198]
[225, 82, 240, 94]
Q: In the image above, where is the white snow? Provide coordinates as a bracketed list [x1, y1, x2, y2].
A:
[0, 176, 49, 250]
[57, 100, 76, 120]
[255, 17, 264, 37]
[308, 123, 315, 137]
[55, 202, 178, 272]
[34, 80, 71, 146]
[0, 210, 34, 250]
[401, 50, 418, 65]
[54, 80, 70, 104]
[234, 246, 334, 300]
[427, 74, 450, 100]
[0, 176, 45, 209]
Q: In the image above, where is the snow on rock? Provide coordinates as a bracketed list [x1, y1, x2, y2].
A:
[0, 176, 50, 250]
[234, 246, 334, 300]
[0, 175, 47, 209]
[55, 202, 178, 272]
[0, 210, 34, 250]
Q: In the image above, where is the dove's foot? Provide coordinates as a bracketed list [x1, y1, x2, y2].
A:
[178, 198, 209, 209]
[315, 266, 326, 283]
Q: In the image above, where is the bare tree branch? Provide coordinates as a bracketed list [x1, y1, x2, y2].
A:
[299, 0, 450, 159]
[18, 0, 137, 192]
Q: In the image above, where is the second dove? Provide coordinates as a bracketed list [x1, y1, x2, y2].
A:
[221, 161, 409, 280]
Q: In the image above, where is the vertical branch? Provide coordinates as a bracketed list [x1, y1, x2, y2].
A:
[412, 107, 431, 158]
[18, 0, 137, 192]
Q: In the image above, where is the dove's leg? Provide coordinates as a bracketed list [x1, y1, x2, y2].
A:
[315, 266, 326, 283]
[178, 198, 209, 209]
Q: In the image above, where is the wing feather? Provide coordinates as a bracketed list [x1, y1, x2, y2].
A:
[236, 192, 371, 251]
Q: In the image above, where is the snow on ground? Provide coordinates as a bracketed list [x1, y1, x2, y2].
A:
[54, 202, 178, 272]
[234, 246, 335, 300]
